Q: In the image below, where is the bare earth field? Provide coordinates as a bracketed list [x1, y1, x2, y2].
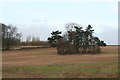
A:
[2, 46, 119, 78]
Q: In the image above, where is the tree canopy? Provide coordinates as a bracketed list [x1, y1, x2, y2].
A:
[47, 30, 62, 47]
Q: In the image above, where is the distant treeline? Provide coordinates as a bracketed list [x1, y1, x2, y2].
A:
[20, 41, 50, 47]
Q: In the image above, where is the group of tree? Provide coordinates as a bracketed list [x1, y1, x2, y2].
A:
[1, 23, 21, 50]
[48, 23, 106, 54]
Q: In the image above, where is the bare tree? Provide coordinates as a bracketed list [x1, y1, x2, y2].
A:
[26, 36, 31, 42]
[1, 23, 21, 50]
[32, 36, 36, 42]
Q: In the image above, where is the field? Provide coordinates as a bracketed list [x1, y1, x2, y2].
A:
[2, 46, 119, 78]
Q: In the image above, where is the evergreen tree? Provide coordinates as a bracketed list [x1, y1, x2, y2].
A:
[48, 30, 62, 47]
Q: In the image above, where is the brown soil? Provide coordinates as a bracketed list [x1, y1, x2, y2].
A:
[2, 46, 118, 66]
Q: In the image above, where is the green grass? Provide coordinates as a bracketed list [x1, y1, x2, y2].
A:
[25, 66, 62, 72]
[3, 62, 118, 78]
[102, 68, 118, 73]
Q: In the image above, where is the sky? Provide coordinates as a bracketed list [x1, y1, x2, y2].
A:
[0, 0, 119, 45]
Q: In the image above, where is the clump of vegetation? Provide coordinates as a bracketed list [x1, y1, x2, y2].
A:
[48, 23, 106, 54]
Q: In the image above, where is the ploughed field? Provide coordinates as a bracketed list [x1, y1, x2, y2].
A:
[2, 46, 119, 78]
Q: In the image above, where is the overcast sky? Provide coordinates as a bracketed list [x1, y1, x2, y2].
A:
[0, 0, 118, 45]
